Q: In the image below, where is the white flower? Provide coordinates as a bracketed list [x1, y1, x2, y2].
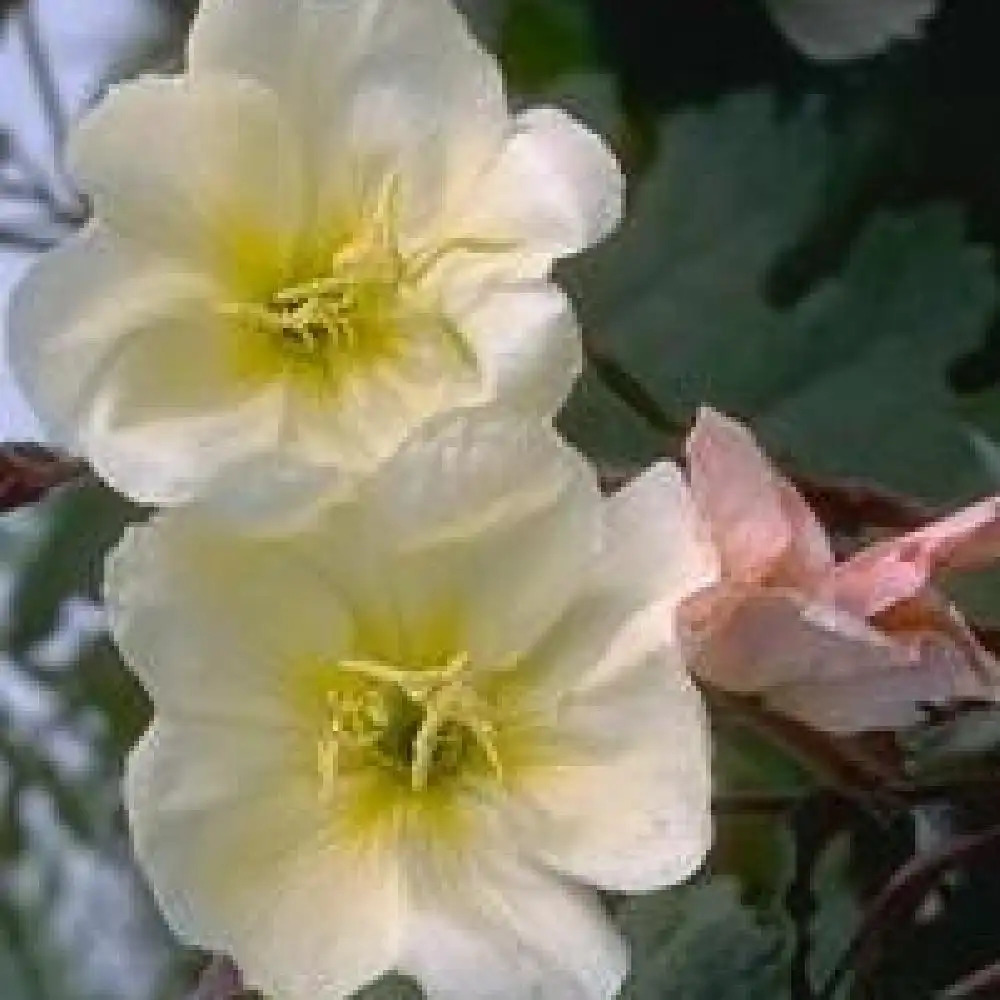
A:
[764, 0, 938, 61]
[106, 412, 716, 1000]
[10, 0, 622, 505]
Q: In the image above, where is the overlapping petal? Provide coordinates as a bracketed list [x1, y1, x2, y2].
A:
[109, 411, 712, 1000]
[682, 407, 1000, 732]
[401, 846, 626, 1000]
[12, 0, 621, 503]
[188, 0, 510, 233]
[69, 74, 303, 284]
[127, 722, 402, 999]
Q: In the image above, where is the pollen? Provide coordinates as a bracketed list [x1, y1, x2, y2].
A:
[221, 175, 426, 395]
[315, 652, 506, 806]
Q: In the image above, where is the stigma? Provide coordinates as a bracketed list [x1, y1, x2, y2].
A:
[315, 652, 504, 801]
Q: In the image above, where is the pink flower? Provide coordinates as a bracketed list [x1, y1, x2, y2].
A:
[679, 407, 1000, 733]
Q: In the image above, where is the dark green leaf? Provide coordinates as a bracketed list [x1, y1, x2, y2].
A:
[500, 0, 596, 91]
[4, 479, 141, 655]
[570, 91, 998, 503]
[620, 878, 789, 999]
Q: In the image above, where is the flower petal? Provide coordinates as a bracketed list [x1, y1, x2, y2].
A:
[528, 461, 716, 704]
[285, 317, 483, 474]
[602, 461, 718, 628]
[765, 0, 937, 61]
[526, 615, 712, 890]
[519, 466, 715, 889]
[401, 846, 625, 1000]
[831, 495, 1000, 618]
[447, 281, 582, 417]
[438, 106, 623, 276]
[105, 509, 352, 724]
[8, 225, 197, 436]
[765, 636, 974, 732]
[8, 224, 285, 504]
[352, 411, 603, 664]
[188, 0, 509, 230]
[686, 407, 831, 585]
[69, 74, 302, 284]
[126, 720, 400, 999]
[686, 588, 996, 732]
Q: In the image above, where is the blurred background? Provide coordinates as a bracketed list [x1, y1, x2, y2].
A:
[5, 1, 1000, 998]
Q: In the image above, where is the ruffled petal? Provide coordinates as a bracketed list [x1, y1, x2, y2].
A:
[686, 407, 831, 584]
[350, 411, 603, 665]
[446, 280, 582, 417]
[126, 720, 401, 999]
[188, 0, 508, 231]
[105, 509, 353, 724]
[435, 106, 623, 276]
[69, 74, 303, 286]
[831, 496, 1000, 618]
[525, 607, 712, 890]
[602, 461, 718, 628]
[527, 460, 716, 704]
[8, 224, 286, 503]
[401, 846, 625, 1000]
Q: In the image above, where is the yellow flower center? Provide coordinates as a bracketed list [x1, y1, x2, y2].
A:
[316, 652, 504, 802]
[226, 265, 407, 391]
[218, 176, 480, 397]
[220, 178, 412, 393]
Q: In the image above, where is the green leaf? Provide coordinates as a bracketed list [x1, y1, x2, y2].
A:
[714, 815, 797, 911]
[356, 974, 422, 1000]
[570, 90, 998, 503]
[905, 705, 1000, 774]
[713, 717, 813, 799]
[500, 0, 596, 91]
[807, 833, 859, 999]
[4, 479, 141, 655]
[558, 366, 667, 465]
[619, 878, 789, 999]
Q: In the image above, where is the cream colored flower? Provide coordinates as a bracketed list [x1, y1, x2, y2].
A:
[10, 0, 621, 504]
[765, 0, 937, 61]
[106, 412, 715, 1000]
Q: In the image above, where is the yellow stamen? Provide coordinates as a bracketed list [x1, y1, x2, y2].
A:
[315, 650, 504, 798]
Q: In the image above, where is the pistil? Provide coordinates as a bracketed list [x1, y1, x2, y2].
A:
[316, 651, 504, 798]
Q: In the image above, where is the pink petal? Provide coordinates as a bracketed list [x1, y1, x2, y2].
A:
[685, 408, 831, 585]
[682, 585, 898, 694]
[682, 584, 999, 733]
[832, 496, 1000, 618]
[776, 479, 836, 589]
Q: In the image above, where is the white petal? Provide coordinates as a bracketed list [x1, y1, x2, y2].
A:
[602, 462, 719, 631]
[189, 0, 508, 230]
[765, 0, 937, 61]
[446, 281, 583, 417]
[105, 509, 353, 723]
[526, 623, 712, 891]
[286, 317, 483, 474]
[439, 106, 623, 275]
[126, 720, 400, 999]
[70, 74, 302, 282]
[9, 225, 201, 438]
[7, 224, 285, 504]
[187, 0, 351, 103]
[526, 461, 717, 704]
[401, 847, 625, 1000]
[349, 411, 603, 664]
[515, 468, 716, 890]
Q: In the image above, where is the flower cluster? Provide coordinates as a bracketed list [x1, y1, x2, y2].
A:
[8, 1, 1000, 999]
[9, 1, 708, 997]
